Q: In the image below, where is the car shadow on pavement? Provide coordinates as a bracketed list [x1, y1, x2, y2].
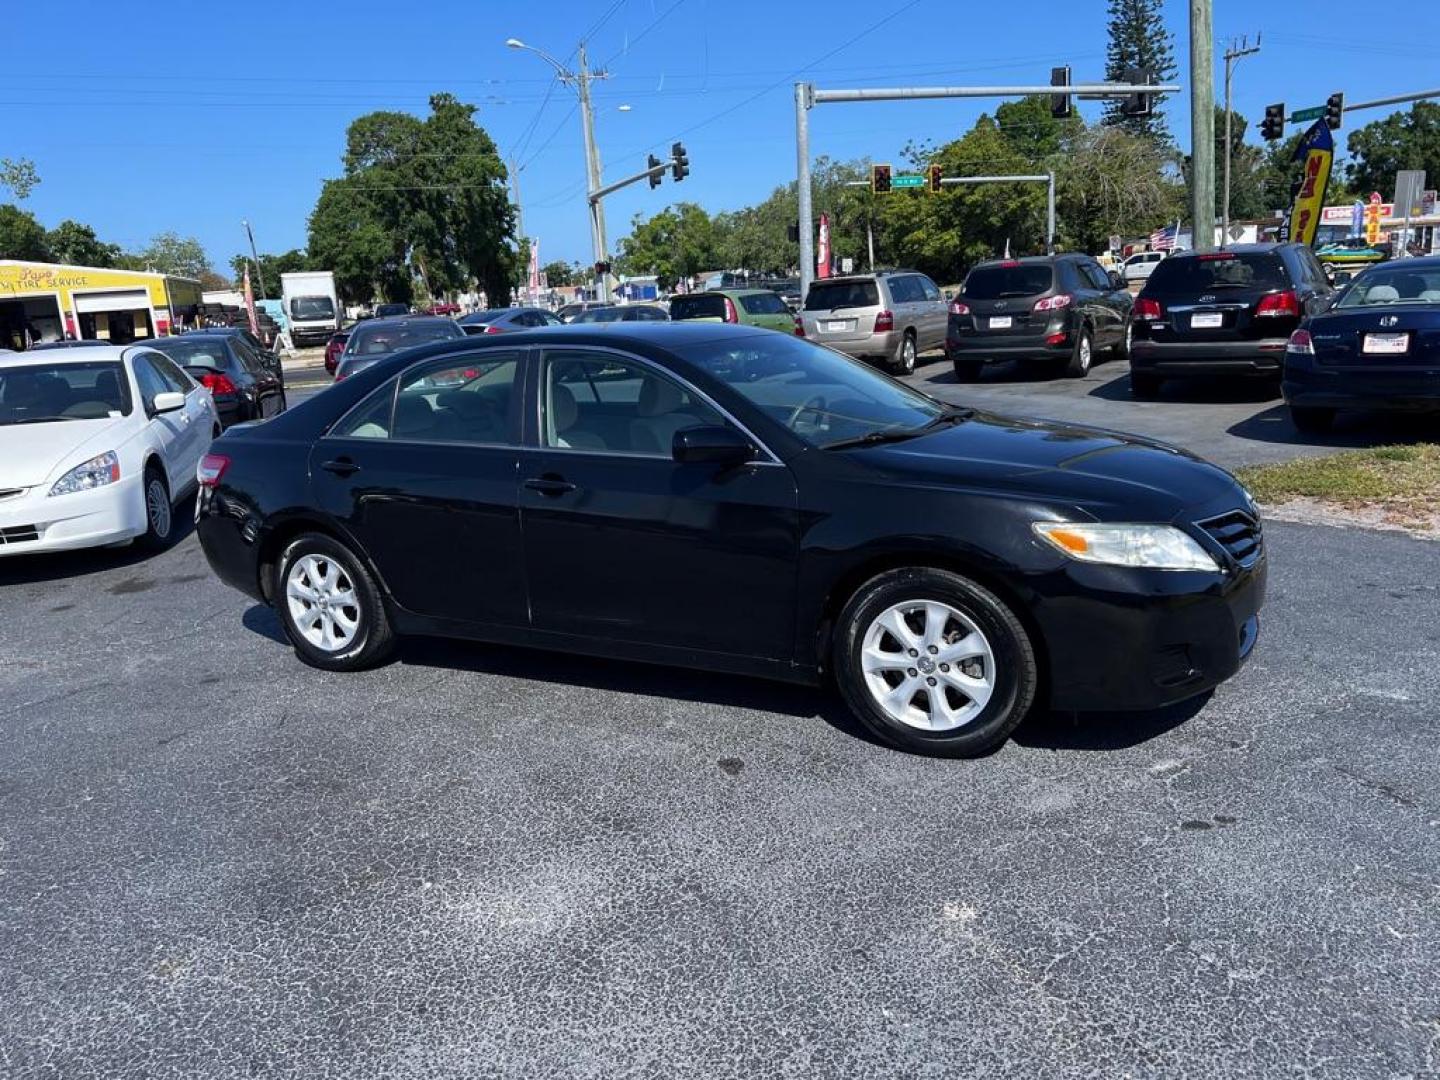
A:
[1014, 693, 1210, 751]
[0, 495, 198, 588]
[1087, 373, 1281, 404]
[1227, 406, 1440, 448]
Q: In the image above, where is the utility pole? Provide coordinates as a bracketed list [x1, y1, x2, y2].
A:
[242, 219, 267, 300]
[575, 44, 610, 302]
[1190, 0, 1216, 253]
[1221, 34, 1261, 246]
[509, 157, 525, 242]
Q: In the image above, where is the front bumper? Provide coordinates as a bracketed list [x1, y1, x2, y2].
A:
[0, 474, 146, 557]
[1130, 337, 1287, 376]
[1036, 555, 1267, 712]
[1284, 364, 1440, 412]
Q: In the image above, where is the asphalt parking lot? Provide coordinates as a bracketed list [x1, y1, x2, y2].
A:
[2, 486, 1438, 1074]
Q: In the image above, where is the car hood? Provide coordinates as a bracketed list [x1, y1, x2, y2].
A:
[852, 410, 1245, 521]
[0, 416, 128, 489]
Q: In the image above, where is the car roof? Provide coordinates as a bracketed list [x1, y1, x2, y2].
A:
[0, 344, 132, 366]
[1165, 243, 1283, 259]
[352, 315, 458, 330]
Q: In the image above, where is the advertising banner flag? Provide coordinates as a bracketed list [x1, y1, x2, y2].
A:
[1284, 120, 1335, 247]
[242, 266, 260, 337]
[816, 213, 832, 280]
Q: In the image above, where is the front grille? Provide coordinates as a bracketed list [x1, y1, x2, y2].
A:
[0, 524, 39, 544]
[1198, 510, 1262, 567]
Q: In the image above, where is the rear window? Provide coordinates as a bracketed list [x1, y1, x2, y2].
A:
[804, 280, 879, 311]
[348, 321, 463, 356]
[670, 295, 728, 321]
[1336, 267, 1440, 308]
[464, 310, 508, 324]
[962, 264, 1054, 299]
[1145, 254, 1287, 294]
[151, 339, 232, 370]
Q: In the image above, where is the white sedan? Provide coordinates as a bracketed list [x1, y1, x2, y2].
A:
[0, 344, 218, 556]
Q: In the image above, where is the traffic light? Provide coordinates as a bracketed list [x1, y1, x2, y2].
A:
[926, 164, 943, 193]
[1324, 92, 1344, 130]
[786, 222, 800, 243]
[1050, 65, 1071, 119]
[871, 163, 892, 195]
[1260, 102, 1285, 141]
[1120, 66, 1154, 117]
[670, 142, 689, 182]
[647, 153, 663, 189]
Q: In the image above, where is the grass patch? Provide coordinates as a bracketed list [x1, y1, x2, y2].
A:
[1236, 444, 1440, 503]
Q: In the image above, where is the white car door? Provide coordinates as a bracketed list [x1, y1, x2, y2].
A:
[129, 353, 192, 492]
[148, 351, 213, 483]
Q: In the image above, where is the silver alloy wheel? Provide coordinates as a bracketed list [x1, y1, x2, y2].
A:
[860, 600, 996, 731]
[1124, 321, 1133, 355]
[286, 554, 361, 653]
[1078, 333, 1092, 373]
[901, 336, 917, 372]
[146, 478, 171, 539]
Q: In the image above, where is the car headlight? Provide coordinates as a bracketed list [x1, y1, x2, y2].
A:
[1032, 522, 1219, 571]
[48, 451, 120, 497]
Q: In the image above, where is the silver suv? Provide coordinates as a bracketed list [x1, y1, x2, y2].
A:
[799, 271, 948, 374]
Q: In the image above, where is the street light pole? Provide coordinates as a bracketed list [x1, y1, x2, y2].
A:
[1221, 35, 1261, 247]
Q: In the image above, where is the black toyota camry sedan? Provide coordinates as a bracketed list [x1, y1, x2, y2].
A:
[195, 324, 1265, 757]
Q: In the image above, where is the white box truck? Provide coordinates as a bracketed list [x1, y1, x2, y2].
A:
[280, 271, 340, 347]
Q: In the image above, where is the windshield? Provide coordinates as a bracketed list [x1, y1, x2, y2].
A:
[670, 295, 727, 321]
[962, 264, 1054, 299]
[346, 322, 463, 357]
[681, 334, 945, 448]
[462, 310, 508, 324]
[0, 360, 132, 424]
[291, 296, 335, 320]
[1336, 267, 1440, 308]
[150, 339, 231, 370]
[573, 307, 626, 323]
[1144, 253, 1286, 293]
[804, 280, 879, 312]
[374, 304, 409, 317]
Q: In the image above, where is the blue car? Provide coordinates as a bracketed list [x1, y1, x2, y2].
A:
[1283, 256, 1440, 432]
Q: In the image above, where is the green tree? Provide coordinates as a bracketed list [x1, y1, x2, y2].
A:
[228, 249, 309, 299]
[1345, 102, 1440, 199]
[0, 204, 51, 260]
[995, 94, 1083, 161]
[134, 232, 211, 278]
[541, 260, 575, 288]
[198, 269, 231, 292]
[1102, 0, 1178, 142]
[45, 220, 121, 267]
[0, 158, 39, 200]
[616, 202, 719, 290]
[309, 176, 407, 304]
[1057, 125, 1185, 253]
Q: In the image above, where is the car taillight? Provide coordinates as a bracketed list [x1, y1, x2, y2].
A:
[1132, 297, 1164, 322]
[948, 300, 970, 315]
[1045, 331, 1069, 345]
[483, 323, 504, 334]
[1256, 290, 1301, 318]
[873, 310, 894, 332]
[794, 314, 806, 337]
[200, 373, 237, 395]
[723, 297, 739, 323]
[197, 453, 230, 488]
[1286, 329, 1314, 354]
[1033, 294, 1073, 312]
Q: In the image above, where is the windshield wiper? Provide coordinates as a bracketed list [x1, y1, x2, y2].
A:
[823, 408, 972, 450]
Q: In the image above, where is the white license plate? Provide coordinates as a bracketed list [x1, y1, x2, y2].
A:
[1363, 332, 1409, 355]
[989, 316, 1013, 329]
[824, 321, 848, 333]
[1191, 312, 1223, 328]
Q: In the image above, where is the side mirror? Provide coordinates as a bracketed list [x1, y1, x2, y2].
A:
[152, 391, 186, 414]
[1109, 271, 1126, 290]
[672, 425, 755, 466]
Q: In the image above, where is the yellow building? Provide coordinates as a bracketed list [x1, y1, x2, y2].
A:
[0, 260, 203, 351]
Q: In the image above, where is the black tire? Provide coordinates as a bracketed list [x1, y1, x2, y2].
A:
[274, 532, 396, 671]
[833, 567, 1038, 758]
[137, 463, 175, 552]
[890, 332, 918, 375]
[1130, 372, 1163, 399]
[1064, 326, 1093, 378]
[1112, 319, 1132, 362]
[1290, 405, 1334, 434]
[952, 357, 983, 381]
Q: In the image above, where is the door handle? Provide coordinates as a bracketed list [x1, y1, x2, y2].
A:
[523, 477, 577, 496]
[321, 459, 360, 477]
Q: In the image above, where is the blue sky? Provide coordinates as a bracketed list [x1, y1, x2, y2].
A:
[6, 0, 1439, 274]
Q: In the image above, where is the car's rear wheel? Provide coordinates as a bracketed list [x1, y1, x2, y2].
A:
[275, 532, 396, 671]
[833, 568, 1038, 757]
[1290, 405, 1334, 434]
[891, 332, 917, 375]
[137, 464, 174, 551]
[1130, 372, 1163, 399]
[1112, 319, 1132, 362]
[1064, 327, 1093, 378]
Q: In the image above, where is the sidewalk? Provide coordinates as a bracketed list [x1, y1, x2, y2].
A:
[282, 346, 331, 389]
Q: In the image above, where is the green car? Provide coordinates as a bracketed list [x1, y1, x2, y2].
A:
[668, 289, 795, 333]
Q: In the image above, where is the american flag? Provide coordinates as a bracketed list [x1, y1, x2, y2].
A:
[1150, 223, 1178, 252]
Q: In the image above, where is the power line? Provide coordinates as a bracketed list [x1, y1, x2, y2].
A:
[602, 0, 689, 68]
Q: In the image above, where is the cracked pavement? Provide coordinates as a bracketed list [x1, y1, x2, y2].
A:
[0, 514, 1437, 1078]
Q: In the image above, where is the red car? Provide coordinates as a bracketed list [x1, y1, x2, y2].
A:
[324, 330, 349, 376]
[427, 302, 461, 317]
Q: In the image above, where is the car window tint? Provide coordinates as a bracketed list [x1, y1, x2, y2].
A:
[669, 294, 728, 320]
[962, 264, 1054, 299]
[1336, 267, 1440, 307]
[804, 280, 879, 311]
[0, 360, 132, 422]
[1144, 253, 1286, 293]
[543, 350, 722, 456]
[391, 353, 522, 444]
[333, 378, 397, 439]
[891, 277, 924, 303]
[1082, 262, 1112, 290]
[233, 341, 269, 377]
[147, 353, 193, 393]
[918, 277, 943, 302]
[132, 355, 169, 406]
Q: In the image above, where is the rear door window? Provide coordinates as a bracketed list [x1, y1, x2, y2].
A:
[1144, 254, 1287, 294]
[740, 293, 787, 315]
[804, 280, 879, 311]
[887, 276, 921, 304]
[962, 264, 1054, 299]
[670, 294, 728, 321]
[917, 276, 943, 302]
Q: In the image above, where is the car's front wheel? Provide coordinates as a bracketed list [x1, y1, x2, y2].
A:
[275, 532, 396, 671]
[833, 568, 1038, 757]
[137, 464, 175, 551]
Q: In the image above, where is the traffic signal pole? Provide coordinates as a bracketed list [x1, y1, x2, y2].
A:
[794, 79, 1179, 297]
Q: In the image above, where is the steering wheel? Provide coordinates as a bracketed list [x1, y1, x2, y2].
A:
[786, 394, 827, 431]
